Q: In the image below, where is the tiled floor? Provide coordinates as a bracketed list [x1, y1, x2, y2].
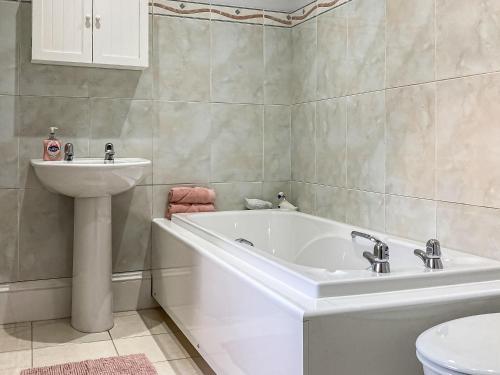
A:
[0, 309, 215, 375]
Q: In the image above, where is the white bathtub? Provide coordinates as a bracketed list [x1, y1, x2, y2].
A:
[172, 210, 500, 298]
[152, 210, 500, 375]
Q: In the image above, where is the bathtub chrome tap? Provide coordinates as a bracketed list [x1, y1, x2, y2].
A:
[414, 239, 443, 270]
[351, 231, 390, 273]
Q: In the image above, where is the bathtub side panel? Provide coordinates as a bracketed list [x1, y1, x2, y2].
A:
[152, 221, 304, 375]
[306, 297, 500, 375]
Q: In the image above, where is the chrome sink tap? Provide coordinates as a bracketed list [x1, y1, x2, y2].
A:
[104, 143, 115, 162]
[64, 143, 74, 161]
[414, 239, 443, 270]
[351, 231, 390, 273]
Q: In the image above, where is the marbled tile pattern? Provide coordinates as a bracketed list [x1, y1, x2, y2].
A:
[346, 92, 385, 193]
[386, 84, 435, 199]
[211, 22, 264, 104]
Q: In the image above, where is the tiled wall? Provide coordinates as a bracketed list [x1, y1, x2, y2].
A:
[0, 0, 293, 283]
[290, 0, 500, 260]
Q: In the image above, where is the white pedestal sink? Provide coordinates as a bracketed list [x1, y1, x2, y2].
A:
[31, 158, 151, 333]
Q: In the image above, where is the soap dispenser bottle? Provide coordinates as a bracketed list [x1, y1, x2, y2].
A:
[43, 127, 63, 161]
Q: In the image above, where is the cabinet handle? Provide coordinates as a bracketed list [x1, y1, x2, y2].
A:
[95, 15, 101, 28]
[85, 15, 91, 28]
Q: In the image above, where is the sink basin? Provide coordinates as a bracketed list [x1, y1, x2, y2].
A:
[31, 158, 151, 198]
[31, 157, 151, 333]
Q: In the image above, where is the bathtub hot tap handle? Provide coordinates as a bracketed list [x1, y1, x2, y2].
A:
[351, 231, 389, 260]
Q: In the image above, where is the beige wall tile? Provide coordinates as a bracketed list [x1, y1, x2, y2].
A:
[154, 101, 211, 185]
[437, 0, 500, 79]
[19, 188, 74, 280]
[292, 20, 317, 103]
[316, 5, 348, 99]
[0, 1, 19, 95]
[264, 105, 291, 181]
[112, 186, 152, 273]
[386, 84, 435, 199]
[346, 92, 385, 193]
[90, 99, 153, 185]
[385, 195, 436, 242]
[346, 189, 385, 232]
[0, 96, 18, 188]
[347, 0, 385, 95]
[211, 22, 264, 104]
[212, 182, 262, 211]
[291, 181, 315, 214]
[210, 103, 263, 182]
[437, 202, 500, 260]
[154, 16, 210, 101]
[316, 98, 346, 187]
[315, 185, 347, 222]
[386, 0, 435, 87]
[264, 26, 292, 105]
[291, 102, 316, 183]
[0, 189, 18, 283]
[436, 74, 500, 208]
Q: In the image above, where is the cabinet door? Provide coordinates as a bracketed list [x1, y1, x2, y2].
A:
[32, 0, 93, 64]
[92, 0, 149, 69]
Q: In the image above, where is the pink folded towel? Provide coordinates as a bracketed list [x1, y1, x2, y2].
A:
[168, 187, 216, 205]
[166, 203, 216, 219]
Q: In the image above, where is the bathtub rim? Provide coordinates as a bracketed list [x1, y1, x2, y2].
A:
[169, 210, 500, 298]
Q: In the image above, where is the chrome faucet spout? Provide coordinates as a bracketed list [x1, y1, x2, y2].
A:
[64, 143, 74, 161]
[104, 143, 115, 162]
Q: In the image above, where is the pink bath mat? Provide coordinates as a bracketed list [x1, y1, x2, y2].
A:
[21, 354, 158, 375]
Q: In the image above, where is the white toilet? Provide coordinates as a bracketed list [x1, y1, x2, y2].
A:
[416, 313, 500, 375]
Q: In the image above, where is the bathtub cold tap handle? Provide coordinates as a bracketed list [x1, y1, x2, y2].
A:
[414, 239, 443, 270]
[363, 251, 390, 274]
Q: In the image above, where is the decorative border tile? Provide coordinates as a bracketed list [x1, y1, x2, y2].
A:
[152, 0, 351, 27]
[210, 4, 264, 25]
[317, 0, 350, 17]
[264, 10, 292, 27]
[153, 0, 211, 20]
[290, 1, 317, 26]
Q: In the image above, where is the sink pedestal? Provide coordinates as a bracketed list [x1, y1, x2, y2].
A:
[72, 196, 113, 333]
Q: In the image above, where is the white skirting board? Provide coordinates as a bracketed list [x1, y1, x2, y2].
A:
[0, 271, 157, 324]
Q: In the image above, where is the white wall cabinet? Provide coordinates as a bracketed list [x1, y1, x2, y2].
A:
[32, 0, 148, 69]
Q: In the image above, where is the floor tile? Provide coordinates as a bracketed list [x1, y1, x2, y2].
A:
[0, 350, 31, 372]
[154, 358, 213, 375]
[32, 340, 117, 368]
[0, 323, 31, 354]
[113, 334, 189, 363]
[32, 318, 110, 349]
[138, 309, 172, 335]
[110, 312, 151, 340]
